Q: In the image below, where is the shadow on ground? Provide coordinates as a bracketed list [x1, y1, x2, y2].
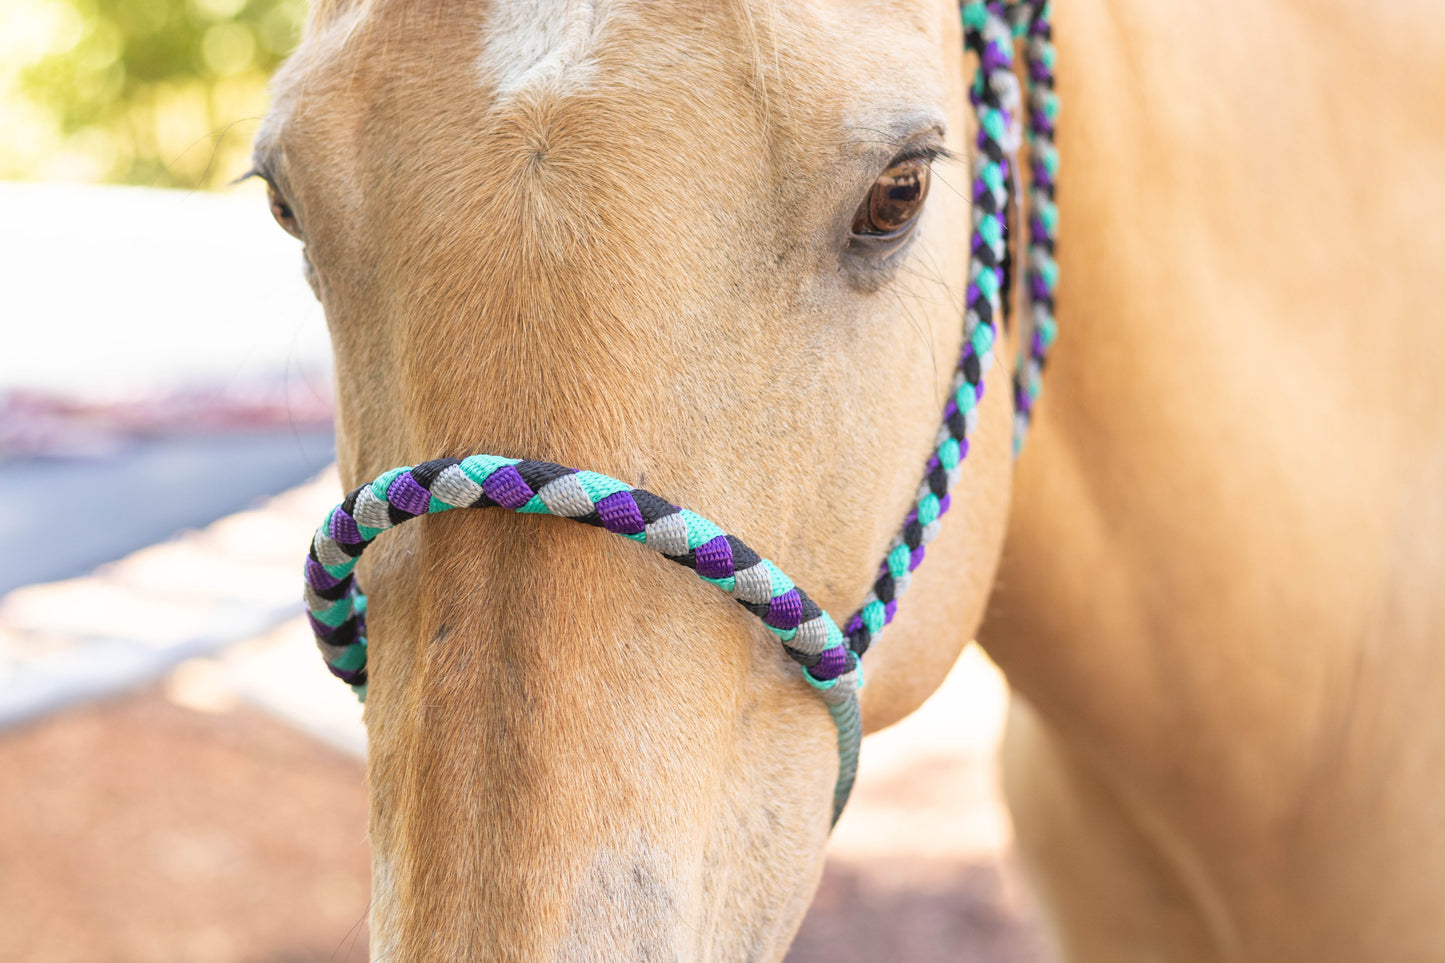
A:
[789, 860, 1046, 962]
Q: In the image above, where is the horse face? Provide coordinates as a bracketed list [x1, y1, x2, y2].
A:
[256, 0, 1012, 956]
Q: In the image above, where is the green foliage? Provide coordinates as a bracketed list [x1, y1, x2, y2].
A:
[1, 0, 305, 188]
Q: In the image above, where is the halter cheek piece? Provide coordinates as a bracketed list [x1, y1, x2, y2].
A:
[301, 1, 1058, 827]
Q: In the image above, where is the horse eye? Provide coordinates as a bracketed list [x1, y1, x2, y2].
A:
[852, 156, 931, 238]
[266, 183, 303, 239]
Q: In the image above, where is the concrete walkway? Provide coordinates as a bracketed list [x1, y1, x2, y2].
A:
[0, 429, 333, 595]
[0, 469, 357, 734]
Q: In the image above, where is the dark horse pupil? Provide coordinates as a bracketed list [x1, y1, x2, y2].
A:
[889, 180, 919, 202]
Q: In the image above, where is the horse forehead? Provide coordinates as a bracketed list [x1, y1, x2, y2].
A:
[307, 0, 736, 87]
[273, 2, 743, 182]
[273, 0, 949, 185]
[291, 0, 923, 117]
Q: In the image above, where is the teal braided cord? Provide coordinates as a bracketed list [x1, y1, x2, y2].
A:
[829, 699, 862, 821]
[1011, 0, 1059, 452]
[806, 663, 864, 822]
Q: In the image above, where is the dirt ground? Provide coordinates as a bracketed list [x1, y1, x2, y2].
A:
[0, 691, 371, 963]
[0, 688, 1047, 963]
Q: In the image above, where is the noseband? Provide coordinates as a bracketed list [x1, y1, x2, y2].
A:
[301, 0, 1058, 826]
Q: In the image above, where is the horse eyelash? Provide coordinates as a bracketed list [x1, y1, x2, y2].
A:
[906, 144, 960, 166]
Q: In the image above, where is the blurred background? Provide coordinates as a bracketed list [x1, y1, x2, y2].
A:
[2, 0, 300, 187]
[0, 2, 1046, 960]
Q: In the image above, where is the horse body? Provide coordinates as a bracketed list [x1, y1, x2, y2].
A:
[256, 0, 1445, 959]
[992, 2, 1445, 959]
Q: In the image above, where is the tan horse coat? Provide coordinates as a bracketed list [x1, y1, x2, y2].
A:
[992, 1, 1445, 959]
[255, 0, 1445, 958]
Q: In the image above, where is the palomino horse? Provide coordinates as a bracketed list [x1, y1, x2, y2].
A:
[254, 0, 1445, 959]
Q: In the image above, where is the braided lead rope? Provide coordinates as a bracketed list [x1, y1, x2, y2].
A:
[301, 0, 1047, 827]
[305, 457, 864, 821]
[1012, 0, 1059, 451]
[839, 1, 1028, 659]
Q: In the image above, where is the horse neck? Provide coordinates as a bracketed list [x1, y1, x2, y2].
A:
[994, 0, 1445, 789]
[1055, 0, 1445, 436]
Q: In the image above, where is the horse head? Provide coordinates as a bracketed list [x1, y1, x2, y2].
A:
[256, 0, 1015, 956]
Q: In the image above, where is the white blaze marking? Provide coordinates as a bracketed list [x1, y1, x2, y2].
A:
[479, 0, 606, 99]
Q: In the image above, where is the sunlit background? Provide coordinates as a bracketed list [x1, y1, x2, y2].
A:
[1, 0, 302, 187]
[0, 4, 1041, 960]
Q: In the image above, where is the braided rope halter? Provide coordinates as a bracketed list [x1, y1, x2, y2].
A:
[301, 1, 1057, 826]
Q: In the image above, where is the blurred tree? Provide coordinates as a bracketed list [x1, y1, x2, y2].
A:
[0, 0, 305, 188]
